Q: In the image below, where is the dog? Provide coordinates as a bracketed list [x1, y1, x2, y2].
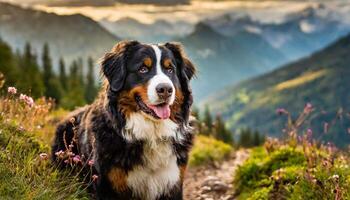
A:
[51, 41, 196, 200]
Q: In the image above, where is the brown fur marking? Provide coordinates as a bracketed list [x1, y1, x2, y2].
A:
[108, 168, 128, 192]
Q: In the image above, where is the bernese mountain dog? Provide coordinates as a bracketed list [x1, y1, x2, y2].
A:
[51, 40, 196, 200]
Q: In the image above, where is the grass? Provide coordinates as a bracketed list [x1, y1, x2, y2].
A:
[0, 89, 90, 200]
[189, 135, 232, 166]
[233, 105, 350, 200]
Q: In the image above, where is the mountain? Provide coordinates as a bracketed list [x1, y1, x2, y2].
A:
[0, 2, 119, 68]
[203, 33, 350, 148]
[206, 5, 350, 61]
[179, 23, 287, 99]
[99, 17, 193, 43]
[2, 0, 188, 6]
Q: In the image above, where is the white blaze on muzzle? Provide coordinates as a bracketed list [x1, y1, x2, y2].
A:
[147, 45, 175, 106]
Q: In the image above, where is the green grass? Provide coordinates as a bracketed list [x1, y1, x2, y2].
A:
[0, 121, 89, 200]
[189, 135, 232, 166]
[234, 146, 350, 200]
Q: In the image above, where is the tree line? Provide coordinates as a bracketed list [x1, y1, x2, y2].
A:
[193, 106, 265, 147]
[0, 38, 98, 109]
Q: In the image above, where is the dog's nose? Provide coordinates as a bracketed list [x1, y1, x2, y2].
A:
[156, 83, 173, 100]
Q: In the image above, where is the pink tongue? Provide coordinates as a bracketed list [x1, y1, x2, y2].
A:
[148, 104, 171, 119]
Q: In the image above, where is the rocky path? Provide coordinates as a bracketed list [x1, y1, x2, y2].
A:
[183, 149, 250, 200]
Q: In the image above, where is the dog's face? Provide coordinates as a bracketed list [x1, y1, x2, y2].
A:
[101, 41, 195, 122]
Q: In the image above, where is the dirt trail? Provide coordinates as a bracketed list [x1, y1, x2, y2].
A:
[183, 149, 250, 200]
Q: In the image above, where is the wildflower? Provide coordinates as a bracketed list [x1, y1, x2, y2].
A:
[39, 153, 48, 160]
[69, 144, 74, 148]
[307, 128, 313, 139]
[303, 103, 313, 114]
[324, 122, 329, 133]
[332, 174, 339, 180]
[19, 94, 26, 100]
[276, 108, 288, 115]
[64, 159, 69, 164]
[92, 174, 99, 182]
[7, 87, 17, 94]
[55, 150, 65, 158]
[25, 96, 34, 107]
[73, 155, 81, 164]
[88, 159, 94, 167]
[67, 151, 75, 157]
[19, 94, 34, 107]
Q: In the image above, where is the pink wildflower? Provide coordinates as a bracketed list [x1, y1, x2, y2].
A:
[7, 87, 17, 94]
[276, 108, 288, 115]
[19, 94, 26, 100]
[307, 128, 313, 140]
[88, 160, 94, 167]
[19, 94, 34, 107]
[55, 150, 65, 158]
[303, 103, 313, 114]
[39, 153, 48, 160]
[92, 174, 99, 182]
[73, 155, 81, 164]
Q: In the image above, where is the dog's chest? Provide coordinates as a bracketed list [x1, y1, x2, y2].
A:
[124, 113, 181, 200]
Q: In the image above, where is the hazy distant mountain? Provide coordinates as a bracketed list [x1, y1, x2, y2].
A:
[0, 2, 119, 68]
[100, 17, 193, 43]
[3, 0, 188, 6]
[206, 5, 350, 61]
[117, 0, 189, 5]
[179, 23, 287, 99]
[203, 33, 350, 147]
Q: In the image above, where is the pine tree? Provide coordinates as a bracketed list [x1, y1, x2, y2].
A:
[42, 43, 63, 103]
[59, 57, 68, 91]
[61, 60, 86, 109]
[203, 105, 213, 135]
[19, 42, 45, 98]
[85, 57, 98, 103]
[214, 115, 233, 144]
[253, 131, 261, 146]
[239, 128, 253, 147]
[0, 38, 19, 87]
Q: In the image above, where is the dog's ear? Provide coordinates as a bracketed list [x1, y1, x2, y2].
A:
[165, 42, 196, 123]
[101, 40, 140, 93]
[164, 42, 196, 81]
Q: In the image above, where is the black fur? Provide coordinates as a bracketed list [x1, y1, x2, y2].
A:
[52, 41, 196, 200]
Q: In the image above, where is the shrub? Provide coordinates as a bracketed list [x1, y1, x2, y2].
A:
[189, 135, 232, 166]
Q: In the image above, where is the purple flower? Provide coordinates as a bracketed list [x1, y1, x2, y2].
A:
[7, 87, 17, 94]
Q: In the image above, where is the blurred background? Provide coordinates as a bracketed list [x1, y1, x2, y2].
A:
[0, 0, 349, 147]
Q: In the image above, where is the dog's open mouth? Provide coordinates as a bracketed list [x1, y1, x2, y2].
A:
[135, 95, 171, 120]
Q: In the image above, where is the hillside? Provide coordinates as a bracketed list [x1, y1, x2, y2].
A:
[0, 2, 119, 68]
[179, 23, 287, 99]
[204, 33, 350, 147]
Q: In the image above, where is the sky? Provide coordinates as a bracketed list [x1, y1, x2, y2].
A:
[0, 0, 326, 24]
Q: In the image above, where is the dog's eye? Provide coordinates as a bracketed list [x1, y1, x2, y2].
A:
[138, 66, 149, 74]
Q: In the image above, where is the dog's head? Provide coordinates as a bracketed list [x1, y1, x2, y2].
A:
[101, 41, 196, 123]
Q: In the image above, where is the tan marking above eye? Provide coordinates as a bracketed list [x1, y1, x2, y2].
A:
[163, 58, 172, 69]
[143, 57, 152, 68]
